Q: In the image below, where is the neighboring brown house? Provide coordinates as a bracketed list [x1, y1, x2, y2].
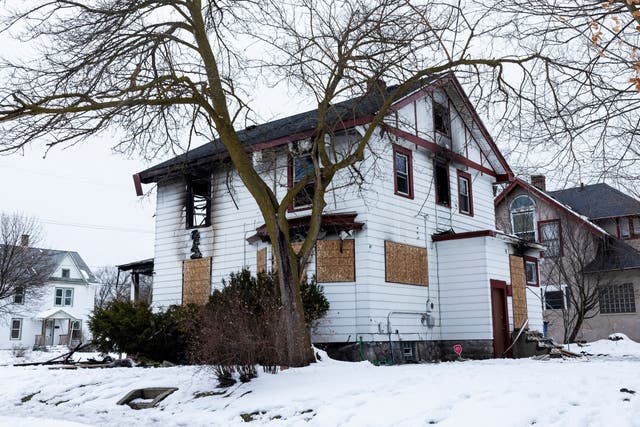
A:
[495, 177, 640, 343]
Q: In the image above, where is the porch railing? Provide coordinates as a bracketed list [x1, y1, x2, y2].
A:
[58, 334, 69, 346]
[34, 335, 45, 346]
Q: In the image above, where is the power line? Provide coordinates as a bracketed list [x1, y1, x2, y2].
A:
[39, 219, 154, 234]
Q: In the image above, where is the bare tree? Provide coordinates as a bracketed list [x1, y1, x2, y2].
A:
[94, 266, 132, 309]
[540, 218, 618, 343]
[0, 0, 578, 365]
[0, 213, 51, 315]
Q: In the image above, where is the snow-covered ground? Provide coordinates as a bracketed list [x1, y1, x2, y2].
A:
[1, 337, 640, 427]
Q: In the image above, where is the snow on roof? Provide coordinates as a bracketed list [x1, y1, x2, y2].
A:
[34, 308, 81, 320]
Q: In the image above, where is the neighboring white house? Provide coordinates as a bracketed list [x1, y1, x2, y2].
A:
[0, 248, 99, 350]
[134, 74, 544, 361]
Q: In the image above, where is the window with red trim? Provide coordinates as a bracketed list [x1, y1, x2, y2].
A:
[457, 170, 473, 216]
[434, 161, 450, 207]
[538, 219, 562, 257]
[393, 144, 413, 199]
[524, 257, 539, 286]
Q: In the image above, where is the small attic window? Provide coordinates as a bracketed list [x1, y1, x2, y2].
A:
[61, 268, 70, 279]
[187, 178, 211, 228]
[433, 102, 450, 136]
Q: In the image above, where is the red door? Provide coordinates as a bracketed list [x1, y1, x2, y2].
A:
[490, 280, 510, 358]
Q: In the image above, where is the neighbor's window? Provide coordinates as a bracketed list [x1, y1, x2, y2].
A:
[619, 218, 631, 239]
[10, 318, 22, 340]
[393, 145, 413, 198]
[61, 268, 70, 279]
[290, 152, 315, 210]
[434, 162, 450, 207]
[510, 195, 536, 241]
[457, 170, 473, 215]
[525, 258, 539, 286]
[631, 217, 640, 238]
[187, 178, 211, 228]
[544, 288, 566, 310]
[13, 287, 24, 305]
[539, 220, 562, 257]
[433, 102, 450, 136]
[55, 288, 74, 307]
[599, 283, 636, 314]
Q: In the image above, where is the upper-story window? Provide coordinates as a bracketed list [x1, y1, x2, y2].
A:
[55, 288, 74, 307]
[61, 268, 70, 279]
[13, 287, 24, 304]
[186, 178, 211, 228]
[510, 195, 536, 241]
[631, 217, 640, 238]
[457, 170, 473, 216]
[393, 144, 413, 199]
[525, 257, 539, 286]
[433, 102, 450, 136]
[434, 161, 450, 207]
[290, 152, 315, 210]
[619, 218, 631, 239]
[539, 220, 562, 257]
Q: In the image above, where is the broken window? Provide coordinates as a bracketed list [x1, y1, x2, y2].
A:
[291, 153, 315, 210]
[434, 161, 450, 207]
[393, 145, 412, 198]
[55, 288, 74, 306]
[187, 178, 211, 228]
[433, 102, 450, 136]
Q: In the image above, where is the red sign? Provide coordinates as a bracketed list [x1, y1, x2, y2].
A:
[453, 344, 463, 356]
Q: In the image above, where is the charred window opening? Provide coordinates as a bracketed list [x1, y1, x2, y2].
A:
[187, 178, 211, 228]
[292, 153, 315, 210]
[434, 161, 450, 207]
[433, 102, 450, 136]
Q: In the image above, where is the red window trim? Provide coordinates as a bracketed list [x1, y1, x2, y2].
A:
[392, 143, 414, 199]
[537, 219, 563, 257]
[524, 256, 540, 287]
[456, 169, 474, 216]
[434, 160, 451, 208]
[617, 217, 637, 240]
[287, 153, 313, 213]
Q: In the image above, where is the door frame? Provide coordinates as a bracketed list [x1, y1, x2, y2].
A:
[490, 279, 511, 358]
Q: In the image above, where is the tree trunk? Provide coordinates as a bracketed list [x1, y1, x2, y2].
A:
[273, 226, 315, 367]
[567, 313, 584, 343]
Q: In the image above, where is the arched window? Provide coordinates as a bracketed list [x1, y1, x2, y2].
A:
[510, 195, 536, 241]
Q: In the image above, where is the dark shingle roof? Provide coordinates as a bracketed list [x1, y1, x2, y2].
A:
[137, 79, 437, 183]
[548, 183, 640, 220]
[0, 245, 98, 283]
[584, 237, 640, 273]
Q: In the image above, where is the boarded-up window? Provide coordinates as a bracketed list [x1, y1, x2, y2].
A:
[509, 255, 528, 329]
[384, 241, 428, 286]
[316, 240, 355, 283]
[182, 257, 212, 305]
[257, 248, 267, 274]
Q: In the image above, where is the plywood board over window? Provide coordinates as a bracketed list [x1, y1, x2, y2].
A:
[316, 240, 356, 283]
[384, 241, 428, 286]
[272, 242, 307, 277]
[257, 248, 267, 274]
[509, 255, 528, 329]
[182, 257, 212, 305]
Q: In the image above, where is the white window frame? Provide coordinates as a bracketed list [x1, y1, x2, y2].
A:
[543, 284, 567, 310]
[61, 268, 71, 279]
[10, 318, 22, 340]
[55, 287, 74, 307]
[13, 287, 25, 305]
[525, 260, 538, 286]
[510, 195, 537, 241]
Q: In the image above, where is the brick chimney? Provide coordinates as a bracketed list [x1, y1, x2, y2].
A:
[530, 175, 546, 192]
[21, 234, 29, 247]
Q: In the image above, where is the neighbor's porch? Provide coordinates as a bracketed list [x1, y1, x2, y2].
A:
[33, 309, 83, 348]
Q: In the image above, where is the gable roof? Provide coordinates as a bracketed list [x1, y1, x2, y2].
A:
[0, 245, 98, 283]
[137, 73, 512, 184]
[548, 183, 640, 220]
[494, 179, 607, 238]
